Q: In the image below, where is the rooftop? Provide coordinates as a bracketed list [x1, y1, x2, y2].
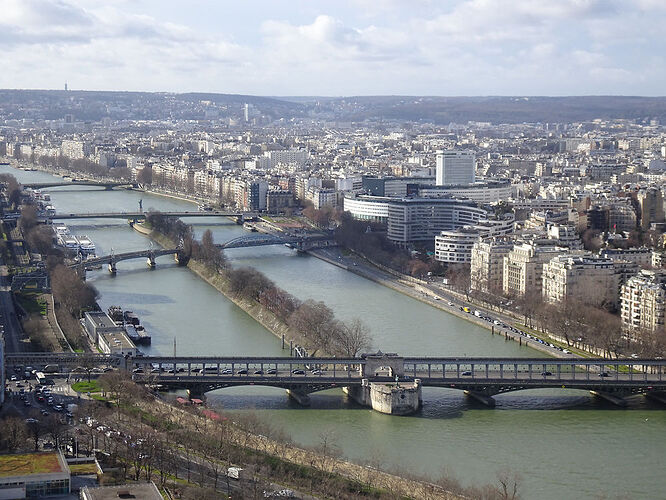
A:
[80, 481, 162, 500]
[0, 452, 68, 477]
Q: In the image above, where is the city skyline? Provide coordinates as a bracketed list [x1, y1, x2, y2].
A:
[1, 0, 665, 96]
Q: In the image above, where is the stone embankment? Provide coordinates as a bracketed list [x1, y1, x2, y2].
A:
[132, 222, 307, 352]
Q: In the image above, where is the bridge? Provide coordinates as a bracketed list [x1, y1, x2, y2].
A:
[23, 180, 131, 190]
[70, 248, 185, 274]
[49, 211, 252, 220]
[6, 352, 666, 411]
[218, 233, 337, 251]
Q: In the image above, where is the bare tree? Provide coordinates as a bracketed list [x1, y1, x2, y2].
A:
[0, 416, 29, 452]
[333, 318, 373, 357]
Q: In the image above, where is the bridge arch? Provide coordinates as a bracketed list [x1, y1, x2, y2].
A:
[219, 233, 290, 249]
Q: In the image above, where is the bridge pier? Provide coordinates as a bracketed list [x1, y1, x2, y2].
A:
[589, 390, 628, 407]
[344, 379, 421, 415]
[108, 261, 117, 274]
[286, 389, 311, 407]
[645, 391, 666, 405]
[464, 390, 496, 407]
[147, 256, 156, 268]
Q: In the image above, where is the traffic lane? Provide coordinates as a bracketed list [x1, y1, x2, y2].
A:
[138, 370, 666, 385]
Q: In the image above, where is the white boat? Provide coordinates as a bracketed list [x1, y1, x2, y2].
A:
[61, 234, 80, 251]
[77, 235, 96, 255]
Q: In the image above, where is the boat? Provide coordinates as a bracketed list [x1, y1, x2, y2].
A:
[108, 306, 124, 323]
[77, 235, 96, 255]
[126, 324, 151, 345]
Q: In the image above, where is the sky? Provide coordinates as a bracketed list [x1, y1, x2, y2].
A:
[0, 0, 664, 96]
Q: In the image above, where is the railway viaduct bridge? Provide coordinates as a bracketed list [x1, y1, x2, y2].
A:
[6, 352, 666, 414]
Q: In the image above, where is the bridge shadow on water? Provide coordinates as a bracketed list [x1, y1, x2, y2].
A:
[194, 386, 666, 420]
[89, 261, 181, 281]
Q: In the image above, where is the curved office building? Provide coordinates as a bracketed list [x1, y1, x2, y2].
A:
[343, 194, 488, 245]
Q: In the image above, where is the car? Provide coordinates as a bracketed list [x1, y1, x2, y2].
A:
[25, 418, 38, 424]
[541, 371, 553, 376]
[132, 368, 144, 374]
[599, 372, 611, 377]
[311, 370, 322, 375]
[237, 369, 248, 375]
[266, 369, 277, 375]
[37, 396, 45, 403]
[447, 302, 454, 306]
[15, 382, 23, 388]
[24, 400, 31, 407]
[291, 369, 305, 375]
[253, 370, 263, 375]
[494, 320, 502, 326]
[10, 375, 17, 381]
[65, 412, 73, 419]
[221, 369, 233, 375]
[40, 409, 49, 416]
[54, 405, 64, 412]
[461, 371, 473, 376]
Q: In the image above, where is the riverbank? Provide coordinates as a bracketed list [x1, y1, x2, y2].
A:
[133, 222, 310, 354]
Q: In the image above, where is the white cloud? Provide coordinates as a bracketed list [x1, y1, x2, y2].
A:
[0, 0, 663, 94]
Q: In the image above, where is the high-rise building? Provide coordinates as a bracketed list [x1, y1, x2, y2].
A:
[637, 187, 664, 230]
[435, 150, 475, 185]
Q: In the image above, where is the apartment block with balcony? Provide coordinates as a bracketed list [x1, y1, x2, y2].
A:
[621, 270, 666, 333]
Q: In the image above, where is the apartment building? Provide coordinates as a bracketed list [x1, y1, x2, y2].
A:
[542, 254, 619, 307]
[621, 270, 666, 333]
[470, 237, 514, 293]
[502, 243, 563, 297]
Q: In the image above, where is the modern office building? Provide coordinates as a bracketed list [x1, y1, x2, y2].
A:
[386, 197, 488, 246]
[419, 179, 512, 203]
[434, 227, 481, 263]
[435, 150, 475, 185]
[0, 451, 71, 499]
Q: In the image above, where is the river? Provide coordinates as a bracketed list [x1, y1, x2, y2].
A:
[4, 164, 665, 500]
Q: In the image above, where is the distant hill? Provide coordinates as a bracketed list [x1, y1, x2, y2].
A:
[2, 90, 666, 124]
[0, 89, 305, 121]
[325, 95, 666, 124]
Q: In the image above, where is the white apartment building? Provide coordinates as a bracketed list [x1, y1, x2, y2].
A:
[600, 248, 653, 268]
[542, 254, 619, 307]
[434, 227, 480, 263]
[621, 270, 666, 333]
[434, 214, 514, 264]
[265, 149, 309, 168]
[470, 237, 514, 293]
[503, 243, 564, 297]
[435, 150, 475, 185]
[60, 139, 86, 159]
[307, 187, 338, 209]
